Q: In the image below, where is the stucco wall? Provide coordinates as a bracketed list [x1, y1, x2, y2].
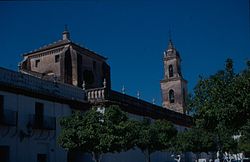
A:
[0, 90, 71, 162]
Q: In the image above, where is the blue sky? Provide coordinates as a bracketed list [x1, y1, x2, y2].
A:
[0, 0, 249, 105]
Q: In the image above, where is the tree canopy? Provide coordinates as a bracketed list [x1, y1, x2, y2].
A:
[187, 59, 250, 156]
[135, 119, 177, 162]
[172, 127, 216, 156]
[57, 105, 137, 162]
[58, 105, 178, 162]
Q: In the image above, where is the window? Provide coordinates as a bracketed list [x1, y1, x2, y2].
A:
[35, 102, 44, 128]
[35, 59, 40, 67]
[37, 154, 47, 162]
[169, 65, 173, 77]
[55, 55, 60, 63]
[169, 89, 175, 103]
[93, 61, 96, 70]
[0, 95, 3, 118]
[83, 70, 94, 85]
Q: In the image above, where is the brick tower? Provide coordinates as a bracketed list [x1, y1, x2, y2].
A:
[160, 39, 187, 114]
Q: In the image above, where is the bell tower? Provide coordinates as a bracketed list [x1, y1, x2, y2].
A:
[160, 39, 187, 114]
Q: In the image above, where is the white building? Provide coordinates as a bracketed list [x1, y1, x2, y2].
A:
[0, 67, 88, 162]
[0, 29, 193, 162]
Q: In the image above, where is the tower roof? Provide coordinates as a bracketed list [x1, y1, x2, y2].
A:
[167, 39, 174, 52]
[164, 39, 180, 58]
[22, 27, 107, 60]
[168, 39, 174, 48]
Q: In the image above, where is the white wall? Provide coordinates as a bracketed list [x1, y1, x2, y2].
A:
[0, 90, 72, 162]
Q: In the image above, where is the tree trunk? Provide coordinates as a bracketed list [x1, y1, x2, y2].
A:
[143, 149, 151, 162]
[67, 150, 76, 162]
[92, 152, 102, 162]
[195, 153, 200, 162]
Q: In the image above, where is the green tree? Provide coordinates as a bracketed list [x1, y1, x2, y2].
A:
[170, 126, 216, 161]
[189, 58, 250, 158]
[135, 119, 177, 162]
[239, 119, 250, 157]
[57, 105, 137, 162]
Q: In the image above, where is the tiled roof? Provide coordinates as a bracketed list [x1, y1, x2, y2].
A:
[23, 39, 71, 56]
[23, 39, 107, 60]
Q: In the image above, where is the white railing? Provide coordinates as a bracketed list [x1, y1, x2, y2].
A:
[0, 67, 85, 102]
[86, 88, 106, 101]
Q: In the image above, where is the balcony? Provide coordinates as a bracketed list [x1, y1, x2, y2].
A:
[0, 109, 18, 126]
[29, 115, 56, 130]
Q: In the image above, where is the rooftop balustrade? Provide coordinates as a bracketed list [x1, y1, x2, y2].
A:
[0, 67, 85, 102]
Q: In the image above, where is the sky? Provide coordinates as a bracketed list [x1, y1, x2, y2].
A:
[0, 0, 249, 105]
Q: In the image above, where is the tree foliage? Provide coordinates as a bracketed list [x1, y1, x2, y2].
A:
[57, 105, 137, 162]
[188, 58, 250, 155]
[58, 105, 178, 162]
[172, 128, 216, 156]
[135, 119, 177, 162]
[239, 119, 250, 156]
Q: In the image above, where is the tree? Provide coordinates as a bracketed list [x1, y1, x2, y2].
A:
[57, 105, 137, 162]
[170, 126, 216, 161]
[189, 58, 250, 158]
[135, 119, 177, 162]
[239, 119, 250, 157]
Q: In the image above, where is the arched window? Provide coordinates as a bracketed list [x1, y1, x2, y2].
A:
[169, 65, 173, 77]
[169, 89, 175, 103]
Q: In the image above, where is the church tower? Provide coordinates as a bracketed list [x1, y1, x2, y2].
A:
[160, 39, 187, 114]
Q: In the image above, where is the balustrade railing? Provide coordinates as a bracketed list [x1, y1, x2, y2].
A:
[86, 87, 106, 101]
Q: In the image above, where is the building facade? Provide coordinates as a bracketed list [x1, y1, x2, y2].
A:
[0, 67, 88, 162]
[0, 29, 192, 162]
[19, 27, 111, 89]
